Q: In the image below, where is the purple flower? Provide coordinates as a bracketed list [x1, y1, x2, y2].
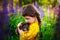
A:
[20, 7, 23, 15]
[38, 8, 44, 19]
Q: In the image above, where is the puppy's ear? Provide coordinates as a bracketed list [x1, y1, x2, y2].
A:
[17, 22, 22, 27]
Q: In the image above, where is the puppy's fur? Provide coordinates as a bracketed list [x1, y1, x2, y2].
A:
[16, 22, 30, 35]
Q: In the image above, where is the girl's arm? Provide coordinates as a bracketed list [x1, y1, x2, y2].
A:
[21, 24, 39, 39]
[17, 27, 23, 36]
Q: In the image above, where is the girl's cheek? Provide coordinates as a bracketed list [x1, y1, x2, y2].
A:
[29, 18, 34, 23]
[25, 19, 29, 22]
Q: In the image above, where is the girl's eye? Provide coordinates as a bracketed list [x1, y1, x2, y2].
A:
[26, 18, 29, 20]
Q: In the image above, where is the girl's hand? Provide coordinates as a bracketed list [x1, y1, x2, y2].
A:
[17, 27, 23, 36]
[15, 22, 23, 35]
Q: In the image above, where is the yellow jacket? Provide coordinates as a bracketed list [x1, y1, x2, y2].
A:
[20, 22, 39, 40]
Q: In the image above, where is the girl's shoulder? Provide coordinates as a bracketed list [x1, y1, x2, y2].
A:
[30, 22, 39, 27]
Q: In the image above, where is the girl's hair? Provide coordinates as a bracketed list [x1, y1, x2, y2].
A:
[22, 5, 41, 25]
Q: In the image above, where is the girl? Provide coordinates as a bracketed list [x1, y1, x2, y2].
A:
[17, 4, 41, 40]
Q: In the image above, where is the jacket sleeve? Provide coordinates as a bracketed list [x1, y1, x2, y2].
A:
[21, 24, 39, 39]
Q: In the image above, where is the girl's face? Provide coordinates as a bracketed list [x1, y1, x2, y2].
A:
[24, 16, 36, 24]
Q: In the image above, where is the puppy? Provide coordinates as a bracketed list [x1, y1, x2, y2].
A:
[16, 22, 30, 35]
